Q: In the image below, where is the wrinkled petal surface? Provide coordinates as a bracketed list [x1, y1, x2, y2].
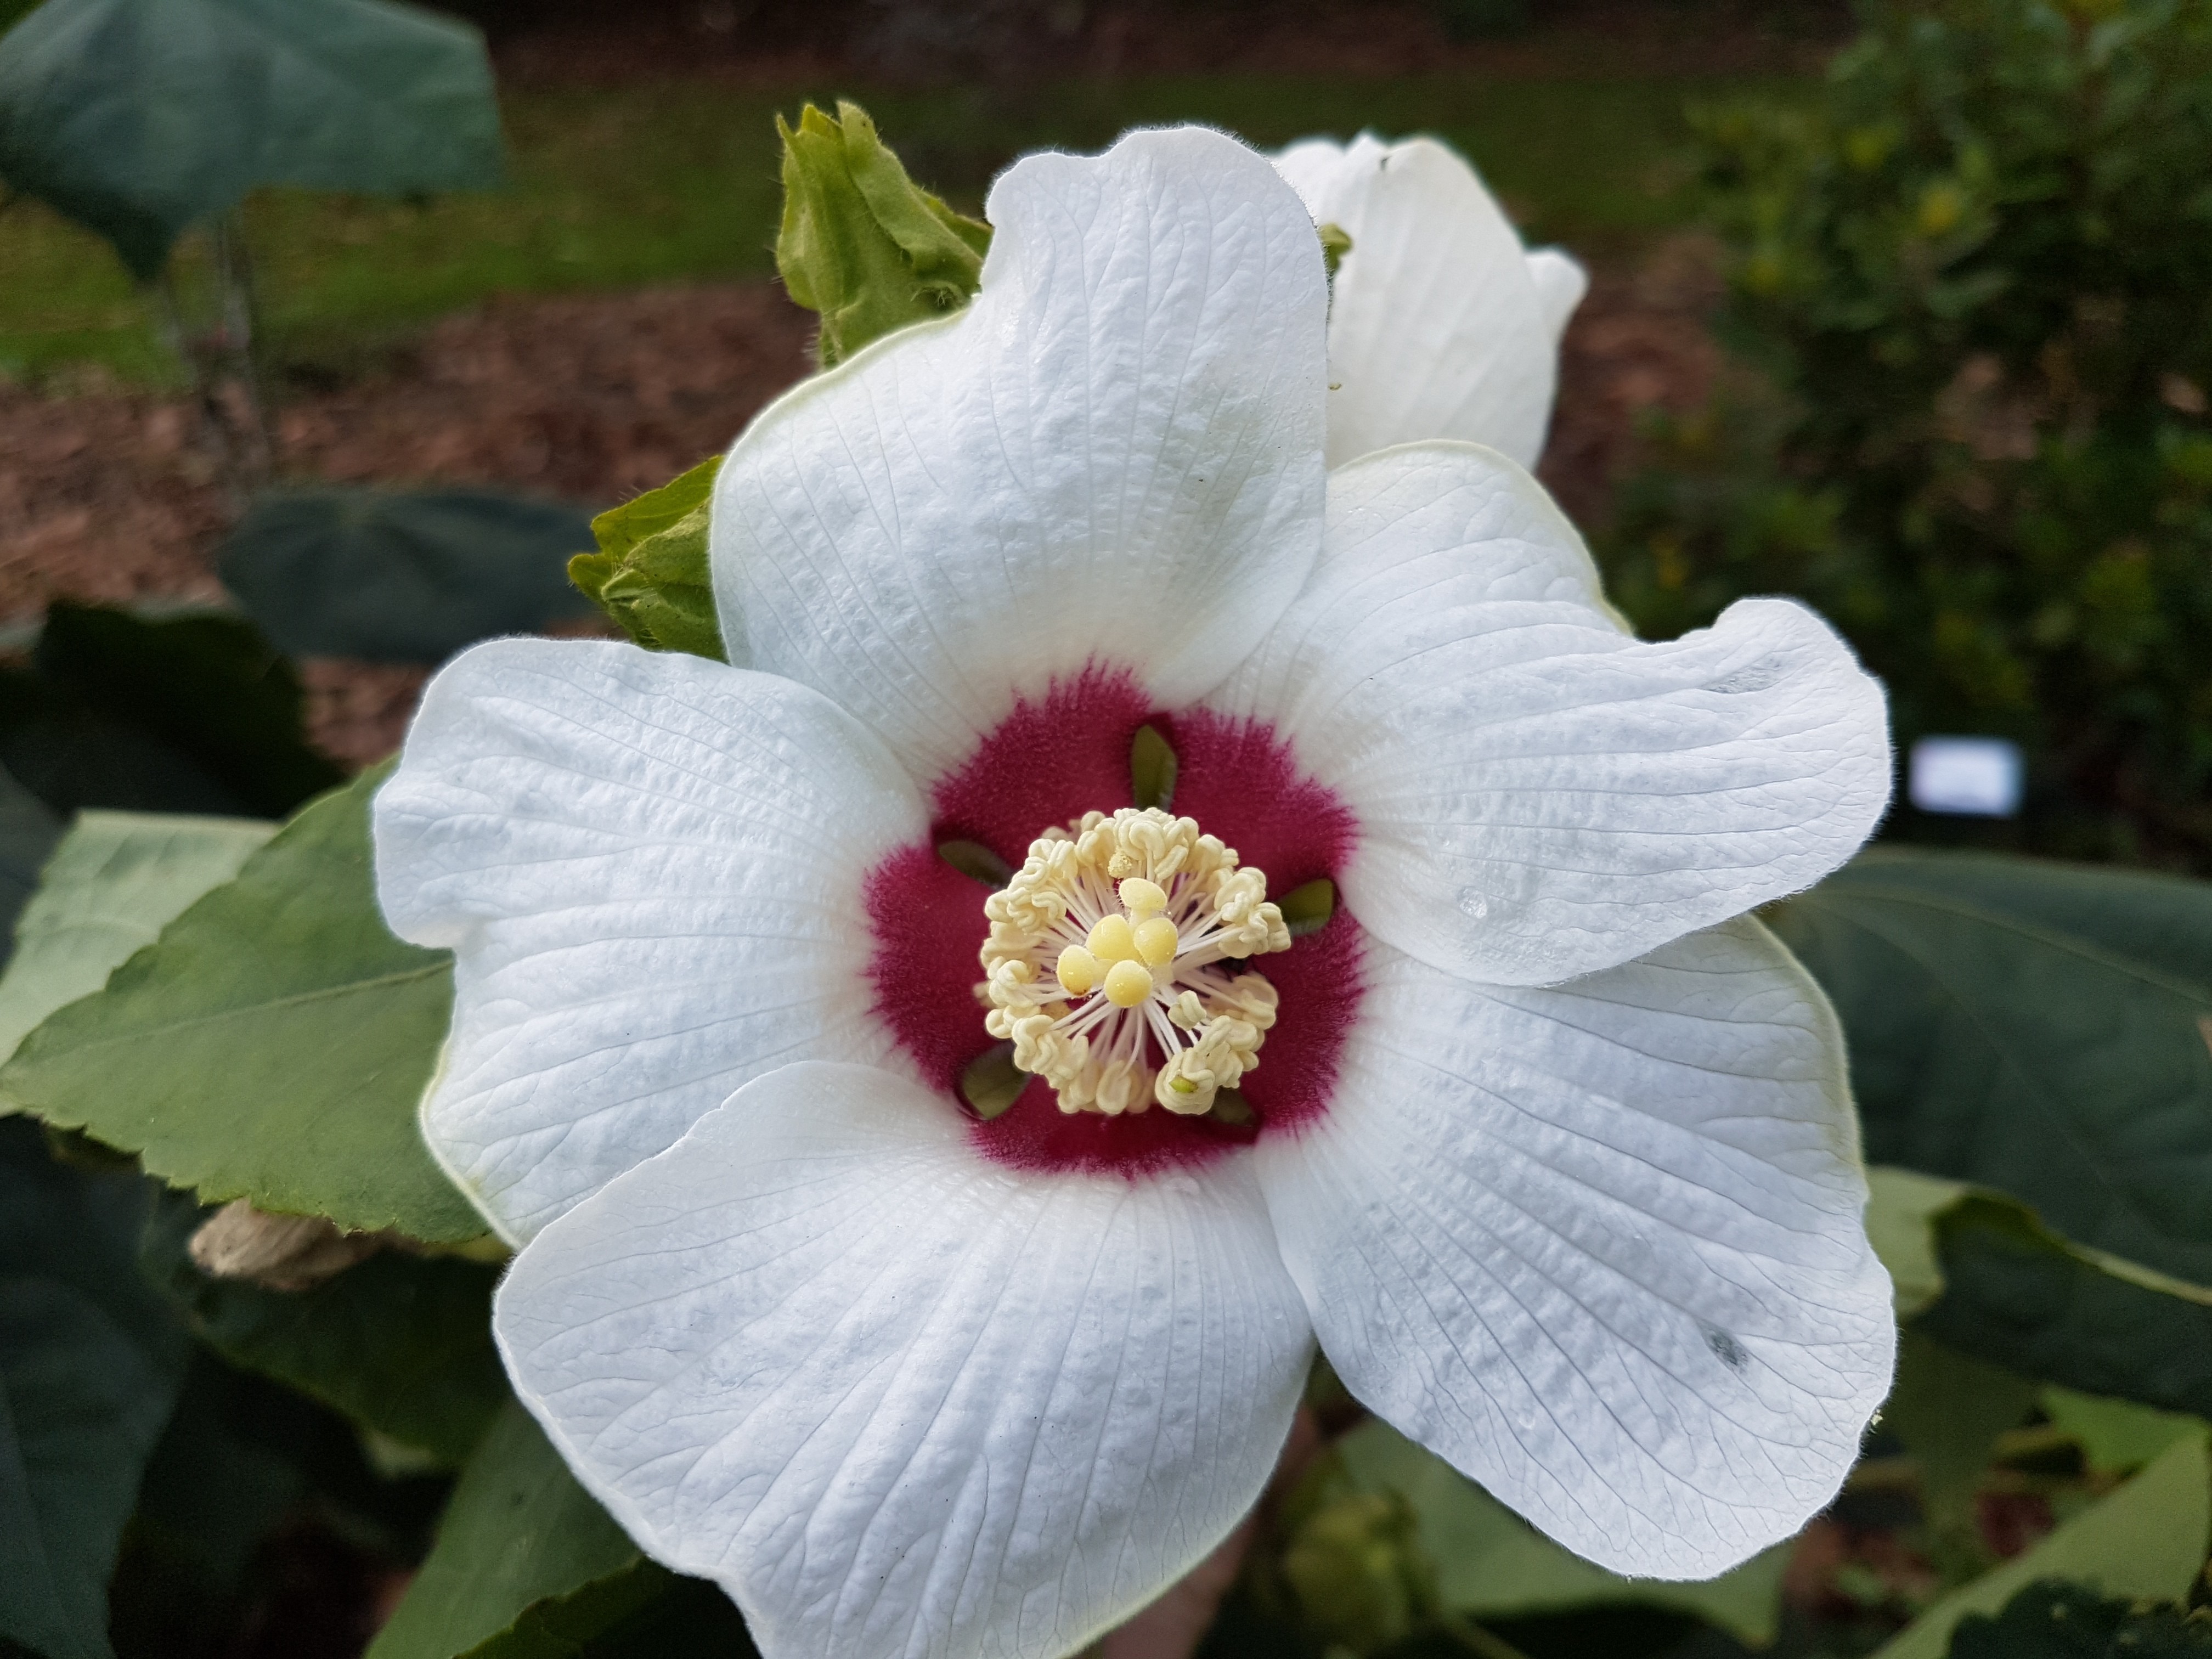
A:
[496, 1061, 1313, 1659]
[375, 641, 922, 1242]
[1257, 917, 1894, 1579]
[1215, 443, 1890, 985]
[713, 126, 1328, 783]
[1274, 134, 1578, 469]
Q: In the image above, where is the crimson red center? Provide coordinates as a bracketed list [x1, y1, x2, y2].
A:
[864, 665, 1364, 1176]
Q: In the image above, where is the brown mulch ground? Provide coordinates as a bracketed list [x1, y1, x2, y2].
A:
[0, 241, 1718, 767]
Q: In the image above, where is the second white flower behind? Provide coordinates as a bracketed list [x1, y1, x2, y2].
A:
[1276, 130, 1589, 470]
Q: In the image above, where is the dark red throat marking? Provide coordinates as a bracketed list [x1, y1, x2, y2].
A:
[864, 665, 1364, 1177]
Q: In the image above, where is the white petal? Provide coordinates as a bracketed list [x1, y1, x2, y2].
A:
[712, 126, 1328, 784]
[1525, 247, 1590, 345]
[373, 640, 923, 1242]
[496, 1061, 1313, 1659]
[1215, 443, 1890, 985]
[1258, 918, 1893, 1579]
[1274, 134, 1561, 468]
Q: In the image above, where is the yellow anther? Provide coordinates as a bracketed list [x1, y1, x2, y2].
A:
[1086, 913, 1138, 963]
[1103, 959, 1153, 1008]
[1119, 876, 1167, 916]
[1056, 946, 1101, 997]
[974, 806, 1296, 1120]
[1134, 915, 1180, 967]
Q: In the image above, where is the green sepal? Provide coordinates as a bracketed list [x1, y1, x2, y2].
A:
[776, 100, 991, 368]
[1278, 877, 1336, 939]
[1318, 221, 1353, 279]
[958, 1041, 1024, 1121]
[1130, 723, 1178, 812]
[569, 457, 728, 661]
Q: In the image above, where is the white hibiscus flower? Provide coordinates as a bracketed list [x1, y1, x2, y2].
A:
[1275, 130, 1589, 470]
[374, 127, 1895, 1659]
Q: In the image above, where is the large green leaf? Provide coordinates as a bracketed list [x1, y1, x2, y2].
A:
[567, 459, 725, 661]
[1867, 1427, 2210, 1659]
[1864, 1167, 2212, 1415]
[1773, 850, 2212, 1285]
[776, 100, 990, 366]
[368, 1398, 656, 1659]
[0, 1118, 186, 1659]
[220, 487, 601, 665]
[1333, 1419, 1791, 1647]
[142, 1188, 504, 1466]
[0, 766, 478, 1242]
[0, 811, 273, 1066]
[0, 0, 501, 278]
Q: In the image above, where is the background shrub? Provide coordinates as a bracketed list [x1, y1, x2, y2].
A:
[1601, 0, 2212, 867]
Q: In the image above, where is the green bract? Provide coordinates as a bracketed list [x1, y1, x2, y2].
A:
[0, 765, 477, 1243]
[568, 458, 727, 661]
[775, 100, 991, 367]
[0, 0, 503, 279]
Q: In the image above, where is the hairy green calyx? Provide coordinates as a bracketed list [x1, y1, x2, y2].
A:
[775, 100, 992, 366]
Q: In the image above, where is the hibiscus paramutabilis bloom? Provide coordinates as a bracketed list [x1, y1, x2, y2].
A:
[375, 127, 1897, 1659]
[1274, 130, 1589, 470]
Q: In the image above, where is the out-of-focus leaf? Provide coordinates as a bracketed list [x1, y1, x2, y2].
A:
[220, 487, 601, 665]
[2040, 1387, 2205, 1479]
[0, 763, 61, 972]
[1868, 1165, 1960, 1319]
[0, 1117, 186, 1659]
[0, 0, 502, 278]
[776, 99, 989, 366]
[1945, 1579, 2212, 1657]
[125, 1352, 308, 1607]
[1865, 1166, 2212, 1415]
[1333, 1419, 1791, 1647]
[35, 605, 342, 819]
[0, 811, 273, 1066]
[367, 1397, 654, 1659]
[0, 766, 478, 1242]
[567, 459, 725, 660]
[1883, 1331, 2038, 1579]
[141, 1188, 503, 1467]
[1772, 850, 2212, 1286]
[0, 606, 338, 822]
[1869, 1429, 2211, 1659]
